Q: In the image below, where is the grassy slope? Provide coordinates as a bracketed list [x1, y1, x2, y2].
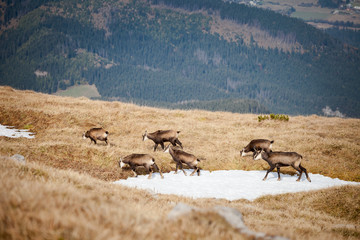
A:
[0, 86, 359, 239]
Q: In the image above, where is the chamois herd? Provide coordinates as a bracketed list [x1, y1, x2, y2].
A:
[83, 127, 311, 182]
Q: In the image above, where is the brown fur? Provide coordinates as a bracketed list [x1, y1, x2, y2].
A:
[240, 139, 274, 157]
[164, 144, 200, 176]
[254, 150, 311, 182]
[119, 153, 164, 179]
[143, 130, 182, 151]
[83, 128, 109, 145]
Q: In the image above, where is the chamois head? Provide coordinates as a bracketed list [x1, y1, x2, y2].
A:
[253, 150, 262, 160]
[142, 130, 148, 141]
[82, 130, 93, 139]
[253, 149, 269, 161]
[164, 144, 182, 153]
[118, 158, 125, 168]
[164, 144, 170, 153]
[240, 149, 246, 157]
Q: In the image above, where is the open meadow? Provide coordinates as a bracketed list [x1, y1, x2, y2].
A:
[0, 86, 359, 239]
[259, 0, 360, 29]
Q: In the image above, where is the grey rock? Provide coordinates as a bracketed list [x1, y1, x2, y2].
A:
[167, 203, 197, 220]
[11, 154, 26, 164]
[212, 206, 247, 230]
[167, 203, 290, 240]
[147, 189, 158, 199]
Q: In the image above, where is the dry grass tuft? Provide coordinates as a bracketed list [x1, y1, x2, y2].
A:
[309, 186, 360, 224]
[0, 86, 359, 239]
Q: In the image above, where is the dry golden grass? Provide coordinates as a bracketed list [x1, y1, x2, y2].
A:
[0, 86, 359, 239]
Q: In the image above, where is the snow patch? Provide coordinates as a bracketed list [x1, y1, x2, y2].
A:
[0, 124, 35, 139]
[114, 169, 359, 201]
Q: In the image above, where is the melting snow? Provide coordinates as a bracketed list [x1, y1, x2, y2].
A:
[114, 169, 359, 201]
[0, 124, 35, 138]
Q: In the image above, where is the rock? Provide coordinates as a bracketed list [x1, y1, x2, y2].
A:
[212, 206, 247, 230]
[147, 189, 158, 199]
[167, 203, 197, 220]
[167, 203, 290, 240]
[10, 154, 26, 164]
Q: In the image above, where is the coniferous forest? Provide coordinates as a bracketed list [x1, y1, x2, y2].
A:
[0, 0, 359, 117]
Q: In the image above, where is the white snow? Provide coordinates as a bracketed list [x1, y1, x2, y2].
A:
[114, 169, 360, 201]
[0, 124, 35, 138]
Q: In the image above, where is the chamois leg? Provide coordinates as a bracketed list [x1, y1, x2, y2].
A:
[299, 164, 311, 182]
[295, 166, 303, 182]
[160, 142, 165, 150]
[105, 138, 108, 145]
[179, 163, 187, 176]
[276, 166, 281, 181]
[176, 139, 183, 149]
[153, 163, 164, 179]
[263, 165, 275, 181]
[147, 166, 153, 179]
[174, 162, 180, 174]
[190, 167, 199, 176]
[291, 164, 304, 182]
[131, 165, 138, 177]
[153, 143, 158, 151]
[90, 137, 97, 144]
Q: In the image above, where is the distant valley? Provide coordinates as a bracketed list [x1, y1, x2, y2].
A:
[0, 0, 359, 117]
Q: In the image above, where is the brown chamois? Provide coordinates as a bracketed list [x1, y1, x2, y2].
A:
[119, 154, 164, 179]
[253, 150, 311, 182]
[240, 139, 274, 157]
[164, 144, 201, 176]
[83, 128, 109, 145]
[142, 130, 183, 151]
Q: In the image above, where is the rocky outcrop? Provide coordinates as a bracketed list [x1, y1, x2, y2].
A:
[168, 203, 289, 240]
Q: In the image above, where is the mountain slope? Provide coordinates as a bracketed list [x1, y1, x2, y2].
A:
[0, 0, 359, 117]
[0, 86, 359, 240]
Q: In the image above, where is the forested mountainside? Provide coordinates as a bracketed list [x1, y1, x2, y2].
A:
[0, 0, 359, 117]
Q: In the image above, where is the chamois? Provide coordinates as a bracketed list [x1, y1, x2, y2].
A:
[164, 144, 201, 176]
[142, 130, 183, 151]
[119, 154, 164, 179]
[240, 139, 274, 157]
[83, 128, 109, 145]
[253, 150, 311, 182]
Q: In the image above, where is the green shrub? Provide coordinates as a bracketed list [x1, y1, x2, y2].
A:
[23, 124, 34, 130]
[258, 114, 289, 122]
[258, 115, 269, 122]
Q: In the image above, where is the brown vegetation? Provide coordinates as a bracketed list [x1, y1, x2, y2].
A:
[210, 17, 304, 53]
[0, 86, 359, 239]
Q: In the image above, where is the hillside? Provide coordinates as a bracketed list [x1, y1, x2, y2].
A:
[0, 87, 359, 239]
[0, 0, 360, 118]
